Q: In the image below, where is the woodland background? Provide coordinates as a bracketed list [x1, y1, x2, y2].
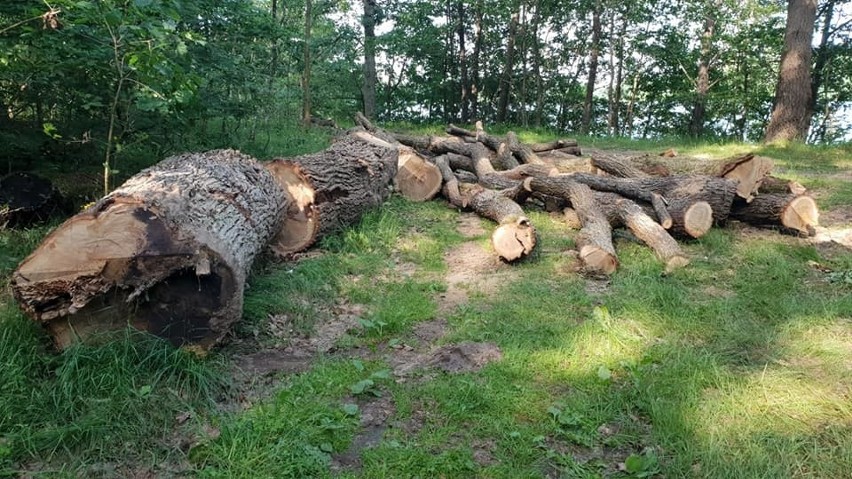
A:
[1, 0, 850, 192]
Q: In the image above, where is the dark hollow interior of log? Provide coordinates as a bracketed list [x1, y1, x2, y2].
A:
[134, 266, 233, 346]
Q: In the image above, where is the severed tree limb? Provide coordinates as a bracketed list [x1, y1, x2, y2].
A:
[594, 193, 690, 273]
[434, 156, 536, 261]
[529, 139, 579, 152]
[525, 178, 617, 274]
[590, 154, 651, 178]
[730, 193, 819, 236]
[758, 176, 807, 195]
[506, 131, 546, 165]
[353, 114, 442, 201]
[650, 193, 673, 229]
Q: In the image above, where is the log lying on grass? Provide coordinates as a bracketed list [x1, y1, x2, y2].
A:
[434, 155, 536, 262]
[731, 193, 819, 236]
[265, 134, 398, 257]
[354, 113, 442, 201]
[12, 150, 286, 349]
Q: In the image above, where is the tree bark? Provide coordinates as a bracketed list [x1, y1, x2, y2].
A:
[265, 135, 398, 258]
[301, 0, 314, 125]
[456, 1, 470, 123]
[689, 0, 721, 137]
[362, 0, 378, 120]
[497, 10, 520, 123]
[764, 0, 817, 143]
[731, 193, 818, 236]
[12, 151, 286, 350]
[470, 0, 483, 121]
[581, 0, 602, 134]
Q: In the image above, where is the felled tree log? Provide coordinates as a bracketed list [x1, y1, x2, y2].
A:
[434, 155, 536, 261]
[354, 113, 442, 201]
[569, 173, 738, 224]
[265, 135, 397, 257]
[525, 178, 617, 274]
[730, 194, 819, 236]
[12, 150, 285, 349]
[621, 153, 774, 202]
[758, 176, 807, 195]
[529, 139, 579, 152]
[0, 172, 63, 228]
[594, 193, 689, 272]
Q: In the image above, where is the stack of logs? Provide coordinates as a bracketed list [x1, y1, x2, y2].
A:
[9, 116, 819, 350]
[352, 117, 819, 274]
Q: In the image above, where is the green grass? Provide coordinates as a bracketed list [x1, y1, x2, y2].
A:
[1, 131, 851, 477]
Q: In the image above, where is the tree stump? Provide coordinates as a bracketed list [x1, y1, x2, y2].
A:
[12, 150, 286, 349]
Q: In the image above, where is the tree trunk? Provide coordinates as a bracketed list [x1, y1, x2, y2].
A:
[581, 1, 602, 134]
[301, 0, 314, 125]
[764, 0, 817, 143]
[565, 181, 618, 274]
[362, 0, 378, 120]
[810, 0, 835, 135]
[265, 135, 398, 258]
[12, 151, 286, 350]
[456, 1, 470, 123]
[689, 0, 721, 137]
[497, 10, 520, 124]
[470, 0, 483, 121]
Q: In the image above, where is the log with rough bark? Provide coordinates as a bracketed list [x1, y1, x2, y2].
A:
[568, 173, 738, 225]
[730, 194, 819, 236]
[0, 172, 63, 228]
[522, 174, 715, 239]
[12, 150, 285, 350]
[529, 139, 579, 153]
[616, 153, 774, 202]
[265, 135, 397, 257]
[524, 178, 617, 274]
[758, 176, 807, 195]
[434, 155, 536, 261]
[354, 113, 442, 201]
[594, 193, 689, 272]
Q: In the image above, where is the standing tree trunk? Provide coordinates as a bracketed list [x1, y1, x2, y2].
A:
[497, 9, 520, 124]
[581, 1, 601, 134]
[689, 0, 721, 137]
[470, 0, 483, 121]
[530, 0, 544, 127]
[301, 0, 314, 125]
[809, 0, 836, 142]
[764, 0, 817, 143]
[456, 1, 470, 123]
[12, 151, 287, 350]
[362, 0, 378, 120]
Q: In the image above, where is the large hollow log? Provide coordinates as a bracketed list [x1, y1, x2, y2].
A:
[265, 135, 398, 257]
[730, 194, 819, 236]
[12, 150, 286, 350]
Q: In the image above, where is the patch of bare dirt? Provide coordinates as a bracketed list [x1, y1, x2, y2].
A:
[392, 341, 503, 377]
[471, 438, 499, 467]
[440, 241, 520, 314]
[456, 212, 487, 238]
[412, 318, 449, 344]
[331, 395, 396, 472]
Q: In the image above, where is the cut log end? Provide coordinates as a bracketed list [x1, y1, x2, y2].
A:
[265, 161, 320, 257]
[578, 245, 618, 275]
[396, 149, 443, 201]
[492, 216, 537, 262]
[781, 196, 819, 235]
[681, 201, 714, 238]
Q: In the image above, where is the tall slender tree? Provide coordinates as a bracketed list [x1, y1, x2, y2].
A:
[581, 0, 602, 134]
[301, 0, 314, 124]
[362, 0, 378, 120]
[689, 0, 723, 137]
[764, 0, 817, 143]
[497, 9, 520, 123]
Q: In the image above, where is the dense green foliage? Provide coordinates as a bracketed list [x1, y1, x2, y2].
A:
[1, 0, 851, 189]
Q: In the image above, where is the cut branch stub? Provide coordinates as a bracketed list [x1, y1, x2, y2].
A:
[266, 135, 398, 258]
[12, 150, 286, 350]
